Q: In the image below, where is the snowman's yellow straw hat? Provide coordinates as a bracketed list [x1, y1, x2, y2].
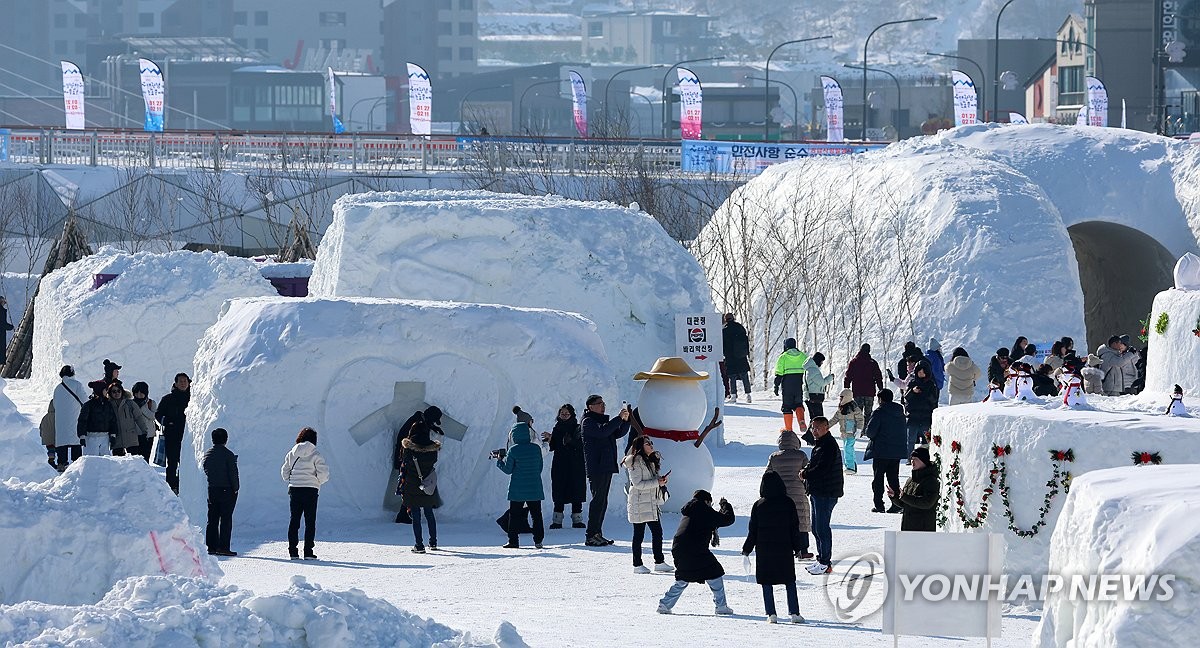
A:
[633, 357, 709, 381]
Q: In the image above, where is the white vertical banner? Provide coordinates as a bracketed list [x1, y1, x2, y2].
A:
[138, 58, 164, 132]
[406, 62, 432, 136]
[819, 76, 844, 142]
[1076, 104, 1089, 126]
[327, 67, 345, 134]
[677, 67, 703, 140]
[1086, 76, 1108, 127]
[1008, 112, 1029, 124]
[951, 70, 978, 127]
[60, 61, 86, 130]
[1121, 98, 1127, 129]
[568, 70, 588, 138]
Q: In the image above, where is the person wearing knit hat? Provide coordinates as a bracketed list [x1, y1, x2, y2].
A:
[888, 447, 940, 532]
[102, 359, 121, 384]
[924, 338, 945, 393]
[78, 379, 118, 456]
[827, 388, 864, 474]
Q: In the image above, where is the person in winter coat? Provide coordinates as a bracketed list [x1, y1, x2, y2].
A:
[802, 352, 834, 420]
[51, 365, 85, 470]
[624, 436, 671, 573]
[39, 401, 55, 469]
[581, 394, 631, 546]
[1044, 341, 1066, 374]
[1097, 336, 1139, 396]
[201, 428, 239, 556]
[945, 348, 982, 405]
[1009, 337, 1029, 363]
[497, 421, 545, 549]
[281, 427, 330, 560]
[828, 388, 865, 474]
[766, 430, 813, 558]
[108, 381, 144, 456]
[1082, 354, 1105, 394]
[102, 359, 121, 384]
[156, 373, 191, 493]
[742, 471, 805, 624]
[1032, 364, 1059, 397]
[1016, 343, 1041, 370]
[889, 447, 940, 532]
[987, 349, 1011, 387]
[401, 408, 443, 553]
[843, 344, 884, 426]
[544, 404, 587, 529]
[924, 338, 946, 392]
[863, 389, 907, 514]
[773, 338, 808, 432]
[801, 417, 843, 575]
[0, 296, 12, 365]
[77, 380, 118, 456]
[904, 364, 938, 450]
[896, 342, 922, 381]
[658, 490, 736, 616]
[130, 382, 157, 462]
[723, 313, 753, 402]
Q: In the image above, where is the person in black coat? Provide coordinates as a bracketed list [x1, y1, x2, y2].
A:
[156, 373, 191, 494]
[581, 394, 631, 546]
[722, 313, 752, 401]
[0, 296, 12, 365]
[400, 407, 443, 553]
[544, 404, 586, 529]
[201, 428, 239, 556]
[77, 380, 118, 455]
[903, 364, 938, 451]
[743, 471, 805, 623]
[890, 447, 940, 531]
[801, 417, 842, 574]
[658, 490, 735, 615]
[863, 389, 907, 513]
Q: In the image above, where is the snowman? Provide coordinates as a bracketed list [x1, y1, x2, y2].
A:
[1005, 363, 1038, 401]
[632, 357, 721, 513]
[1059, 370, 1087, 408]
[983, 382, 1009, 402]
[1166, 384, 1189, 417]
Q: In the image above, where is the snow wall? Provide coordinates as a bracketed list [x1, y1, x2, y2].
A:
[1145, 288, 1200, 395]
[309, 190, 714, 401]
[934, 398, 1200, 578]
[0, 377, 51, 483]
[702, 124, 1200, 387]
[181, 296, 620, 527]
[0, 457, 219, 606]
[32, 249, 278, 397]
[1036, 465, 1200, 647]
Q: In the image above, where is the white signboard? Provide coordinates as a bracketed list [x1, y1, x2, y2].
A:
[883, 530, 1005, 639]
[674, 313, 723, 364]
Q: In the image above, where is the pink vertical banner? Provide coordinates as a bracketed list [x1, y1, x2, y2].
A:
[569, 71, 588, 138]
[677, 67, 703, 140]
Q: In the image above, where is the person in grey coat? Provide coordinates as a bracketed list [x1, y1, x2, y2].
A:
[1097, 335, 1140, 396]
[765, 429, 812, 559]
[201, 428, 239, 557]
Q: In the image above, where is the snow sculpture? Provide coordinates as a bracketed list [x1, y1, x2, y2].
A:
[983, 383, 1008, 402]
[1058, 371, 1087, 408]
[1175, 252, 1200, 290]
[632, 357, 717, 513]
[1005, 365, 1038, 401]
[1167, 385, 1188, 417]
[182, 297, 618, 525]
[1145, 286, 1200, 394]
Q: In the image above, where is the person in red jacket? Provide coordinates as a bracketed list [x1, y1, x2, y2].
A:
[843, 344, 884, 426]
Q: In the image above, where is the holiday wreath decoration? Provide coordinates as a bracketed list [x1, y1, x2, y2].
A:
[936, 441, 1074, 537]
[1155, 312, 1169, 336]
[1193, 314, 1200, 338]
[1132, 451, 1163, 466]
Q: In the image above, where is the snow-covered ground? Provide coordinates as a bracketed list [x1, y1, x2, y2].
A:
[1, 382, 1041, 646]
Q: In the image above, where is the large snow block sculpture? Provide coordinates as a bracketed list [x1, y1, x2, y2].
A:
[309, 191, 713, 399]
[181, 297, 619, 526]
[1145, 286, 1200, 395]
[32, 249, 277, 396]
[0, 457, 219, 605]
[1036, 465, 1199, 647]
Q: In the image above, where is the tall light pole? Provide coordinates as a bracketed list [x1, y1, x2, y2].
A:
[764, 35, 833, 140]
[846, 63, 902, 139]
[747, 76, 800, 140]
[661, 56, 725, 138]
[927, 52, 986, 118]
[518, 78, 563, 134]
[456, 83, 512, 134]
[629, 91, 655, 137]
[863, 17, 937, 140]
[604, 64, 665, 132]
[993, 0, 1018, 120]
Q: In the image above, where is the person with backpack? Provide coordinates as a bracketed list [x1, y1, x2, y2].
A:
[828, 388, 865, 474]
[545, 404, 586, 530]
[657, 490, 735, 616]
[772, 338, 808, 432]
[400, 408, 443, 553]
[281, 427, 329, 560]
[624, 436, 671, 574]
[201, 428, 239, 556]
[742, 471, 805, 624]
[496, 420, 545, 549]
[51, 365, 85, 471]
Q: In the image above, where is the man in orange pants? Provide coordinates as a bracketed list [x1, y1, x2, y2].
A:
[773, 338, 808, 432]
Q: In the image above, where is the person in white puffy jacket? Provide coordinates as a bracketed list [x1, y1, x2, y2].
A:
[281, 427, 329, 560]
[623, 436, 671, 574]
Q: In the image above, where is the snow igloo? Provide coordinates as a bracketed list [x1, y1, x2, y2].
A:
[180, 297, 620, 526]
[309, 191, 715, 401]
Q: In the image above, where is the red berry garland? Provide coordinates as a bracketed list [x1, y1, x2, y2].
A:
[936, 441, 1074, 537]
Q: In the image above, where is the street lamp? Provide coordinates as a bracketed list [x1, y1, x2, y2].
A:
[846, 63, 902, 140]
[927, 52, 986, 118]
[518, 78, 564, 134]
[604, 64, 666, 131]
[863, 18, 937, 140]
[348, 95, 389, 131]
[456, 83, 512, 134]
[764, 35, 833, 140]
[993, 0, 1018, 120]
[629, 91, 656, 137]
[747, 76, 800, 141]
[661, 56, 725, 138]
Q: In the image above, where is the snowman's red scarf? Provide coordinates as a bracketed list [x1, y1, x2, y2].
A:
[640, 426, 700, 442]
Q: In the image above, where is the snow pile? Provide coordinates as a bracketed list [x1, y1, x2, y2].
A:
[255, 259, 314, 279]
[1035, 465, 1200, 647]
[478, 12, 580, 37]
[311, 190, 712, 399]
[32, 248, 278, 396]
[0, 377, 50, 483]
[182, 297, 619, 526]
[935, 399, 1200, 578]
[1145, 287, 1200, 395]
[0, 457, 219, 605]
[0, 574, 516, 647]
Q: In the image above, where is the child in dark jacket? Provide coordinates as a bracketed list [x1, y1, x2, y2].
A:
[658, 490, 736, 616]
[743, 471, 805, 624]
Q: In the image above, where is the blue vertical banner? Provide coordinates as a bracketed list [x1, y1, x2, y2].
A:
[0, 129, 9, 162]
[138, 58, 164, 132]
[328, 67, 345, 134]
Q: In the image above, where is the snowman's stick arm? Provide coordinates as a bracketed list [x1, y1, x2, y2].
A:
[629, 407, 645, 437]
[694, 407, 722, 448]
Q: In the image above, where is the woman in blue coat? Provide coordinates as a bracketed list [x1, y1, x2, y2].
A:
[496, 422, 545, 549]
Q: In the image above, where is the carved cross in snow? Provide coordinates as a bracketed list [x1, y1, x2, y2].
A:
[348, 381, 468, 445]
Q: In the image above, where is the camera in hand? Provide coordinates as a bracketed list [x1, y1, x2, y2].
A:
[490, 448, 507, 460]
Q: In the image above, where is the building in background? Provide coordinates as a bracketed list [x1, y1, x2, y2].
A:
[957, 38, 1057, 121]
[232, 0, 383, 73]
[582, 11, 717, 65]
[382, 0, 478, 81]
[1084, 0, 1155, 131]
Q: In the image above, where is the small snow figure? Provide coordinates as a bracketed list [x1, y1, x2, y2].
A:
[1005, 363, 1037, 401]
[1166, 385, 1189, 417]
[983, 382, 1009, 402]
[1059, 371, 1087, 408]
